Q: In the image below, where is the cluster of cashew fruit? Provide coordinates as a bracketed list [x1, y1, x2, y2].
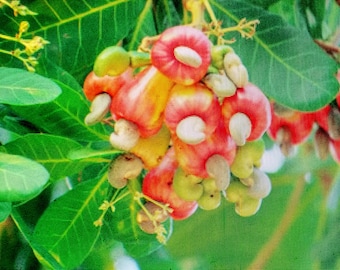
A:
[267, 70, 340, 161]
[83, 25, 277, 240]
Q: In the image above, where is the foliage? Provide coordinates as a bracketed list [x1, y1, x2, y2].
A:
[0, 0, 339, 269]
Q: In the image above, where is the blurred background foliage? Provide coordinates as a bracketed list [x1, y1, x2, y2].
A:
[0, 0, 340, 269]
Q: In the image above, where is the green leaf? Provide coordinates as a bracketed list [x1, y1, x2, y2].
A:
[0, 152, 49, 202]
[152, 0, 182, 34]
[10, 206, 64, 269]
[11, 80, 109, 142]
[31, 174, 109, 269]
[269, 0, 308, 30]
[21, 0, 146, 78]
[0, 134, 101, 182]
[246, 0, 281, 9]
[302, 0, 325, 38]
[68, 147, 122, 161]
[0, 127, 21, 144]
[211, 0, 338, 111]
[126, 0, 157, 51]
[0, 68, 61, 105]
[0, 202, 11, 222]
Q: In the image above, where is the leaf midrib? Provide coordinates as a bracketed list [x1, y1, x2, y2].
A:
[27, 0, 131, 35]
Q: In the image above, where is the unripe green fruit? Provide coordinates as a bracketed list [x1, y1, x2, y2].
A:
[225, 180, 248, 202]
[230, 139, 265, 179]
[225, 180, 261, 217]
[94, 46, 130, 77]
[211, 45, 234, 70]
[235, 196, 262, 217]
[173, 168, 203, 201]
[197, 178, 221, 210]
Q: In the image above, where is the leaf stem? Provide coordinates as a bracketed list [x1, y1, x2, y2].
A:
[247, 177, 306, 270]
[202, 0, 218, 25]
[94, 186, 131, 227]
[0, 33, 19, 42]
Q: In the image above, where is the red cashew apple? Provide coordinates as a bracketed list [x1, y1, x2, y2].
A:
[164, 83, 221, 145]
[221, 83, 271, 146]
[83, 69, 133, 101]
[314, 102, 340, 141]
[110, 65, 175, 150]
[173, 122, 236, 190]
[313, 104, 331, 132]
[267, 103, 314, 156]
[151, 25, 211, 85]
[142, 148, 198, 220]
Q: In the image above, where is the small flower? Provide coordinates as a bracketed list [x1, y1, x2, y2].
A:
[21, 36, 49, 55]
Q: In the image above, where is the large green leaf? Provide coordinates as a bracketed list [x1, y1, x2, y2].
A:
[0, 68, 61, 105]
[21, 0, 146, 78]
[0, 152, 49, 202]
[0, 134, 107, 182]
[31, 175, 109, 269]
[211, 0, 338, 111]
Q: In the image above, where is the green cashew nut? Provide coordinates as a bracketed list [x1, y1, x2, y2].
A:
[94, 46, 130, 77]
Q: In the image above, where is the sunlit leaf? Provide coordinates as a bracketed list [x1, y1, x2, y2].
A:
[211, 0, 338, 111]
[0, 152, 49, 202]
[0, 68, 61, 105]
[0, 134, 100, 182]
[32, 175, 109, 269]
